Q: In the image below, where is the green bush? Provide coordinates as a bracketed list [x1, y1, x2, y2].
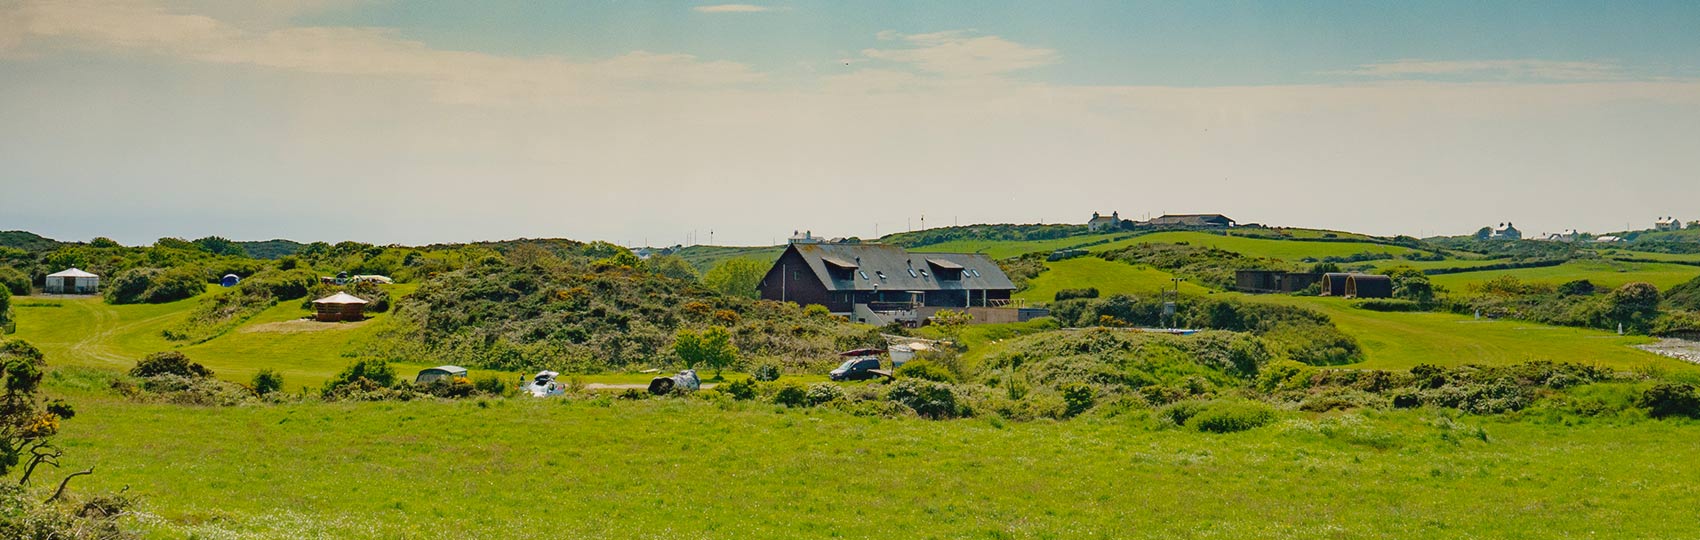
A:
[103, 267, 206, 304]
[1157, 400, 1209, 426]
[772, 381, 808, 407]
[886, 379, 962, 419]
[894, 358, 955, 382]
[1054, 287, 1100, 302]
[1187, 401, 1277, 433]
[1061, 382, 1096, 417]
[722, 378, 758, 400]
[324, 359, 397, 394]
[130, 351, 212, 378]
[750, 362, 782, 382]
[241, 268, 319, 300]
[0, 266, 28, 296]
[1638, 383, 1700, 419]
[804, 383, 845, 406]
[251, 369, 283, 395]
[1354, 299, 1422, 312]
[474, 375, 507, 396]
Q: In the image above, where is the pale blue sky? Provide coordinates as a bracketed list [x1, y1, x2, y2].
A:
[2, 1, 1698, 245]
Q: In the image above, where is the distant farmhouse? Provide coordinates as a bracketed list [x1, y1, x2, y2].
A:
[1087, 211, 1121, 232]
[1655, 216, 1684, 232]
[1143, 214, 1236, 228]
[1487, 222, 1522, 241]
[1545, 229, 1581, 242]
[758, 242, 1038, 326]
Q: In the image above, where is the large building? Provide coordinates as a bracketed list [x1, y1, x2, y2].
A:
[1144, 214, 1236, 228]
[758, 243, 1019, 325]
[1087, 211, 1120, 232]
[1656, 217, 1684, 232]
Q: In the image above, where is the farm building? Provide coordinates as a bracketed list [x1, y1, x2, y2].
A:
[1655, 216, 1684, 231]
[415, 365, 468, 384]
[311, 292, 368, 322]
[44, 268, 99, 294]
[1087, 211, 1120, 232]
[758, 243, 1023, 325]
[1320, 273, 1393, 298]
[1488, 222, 1522, 240]
[1144, 214, 1236, 228]
[1234, 270, 1322, 294]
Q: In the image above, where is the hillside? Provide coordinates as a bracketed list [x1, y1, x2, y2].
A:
[0, 230, 63, 252]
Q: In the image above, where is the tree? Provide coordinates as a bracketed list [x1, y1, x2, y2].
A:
[0, 266, 31, 296]
[1385, 265, 1434, 304]
[130, 351, 212, 378]
[192, 236, 244, 256]
[702, 258, 767, 299]
[646, 255, 699, 282]
[1608, 282, 1661, 331]
[88, 237, 121, 248]
[1473, 227, 1493, 241]
[674, 326, 737, 376]
[0, 286, 10, 328]
[0, 340, 82, 486]
[930, 309, 974, 343]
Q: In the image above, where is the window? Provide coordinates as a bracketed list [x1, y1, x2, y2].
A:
[907, 269, 917, 278]
[876, 271, 886, 279]
[971, 269, 981, 277]
[858, 270, 869, 280]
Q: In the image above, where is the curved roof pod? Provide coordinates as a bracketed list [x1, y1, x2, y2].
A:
[1345, 274, 1393, 299]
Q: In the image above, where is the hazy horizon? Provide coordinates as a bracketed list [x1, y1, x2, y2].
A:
[4, 1, 1698, 246]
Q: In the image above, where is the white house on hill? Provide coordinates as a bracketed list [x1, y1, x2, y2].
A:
[1087, 211, 1120, 232]
[1655, 217, 1684, 231]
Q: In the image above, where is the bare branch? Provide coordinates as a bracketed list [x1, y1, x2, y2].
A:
[45, 467, 93, 504]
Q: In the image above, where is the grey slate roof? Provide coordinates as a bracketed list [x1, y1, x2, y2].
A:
[790, 243, 1015, 292]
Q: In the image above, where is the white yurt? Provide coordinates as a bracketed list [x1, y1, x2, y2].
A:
[44, 268, 99, 294]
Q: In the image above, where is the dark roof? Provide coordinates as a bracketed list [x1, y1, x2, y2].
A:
[788, 243, 1016, 292]
[1147, 214, 1235, 226]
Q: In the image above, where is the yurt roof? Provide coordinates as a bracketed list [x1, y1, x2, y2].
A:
[311, 292, 369, 305]
[47, 268, 98, 278]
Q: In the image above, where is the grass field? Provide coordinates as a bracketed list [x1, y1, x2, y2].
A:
[672, 245, 787, 272]
[39, 388, 1700, 539]
[1014, 257, 1212, 304]
[1240, 294, 1679, 371]
[908, 233, 1136, 259]
[1428, 259, 1700, 292]
[1121, 231, 1423, 261]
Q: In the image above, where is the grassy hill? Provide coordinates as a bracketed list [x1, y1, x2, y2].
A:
[671, 244, 785, 272]
[1014, 257, 1212, 303]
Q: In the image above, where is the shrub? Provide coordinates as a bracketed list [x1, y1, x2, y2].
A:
[1187, 401, 1277, 433]
[750, 362, 782, 382]
[1157, 400, 1209, 426]
[886, 379, 962, 419]
[103, 267, 206, 304]
[1054, 287, 1100, 302]
[251, 369, 283, 395]
[1354, 299, 1422, 312]
[722, 378, 758, 400]
[323, 358, 397, 396]
[130, 351, 212, 378]
[240, 268, 319, 300]
[772, 381, 808, 407]
[1558, 279, 1597, 297]
[1061, 382, 1096, 417]
[474, 375, 507, 396]
[1638, 383, 1700, 419]
[804, 383, 845, 406]
[894, 358, 955, 382]
[0, 266, 28, 296]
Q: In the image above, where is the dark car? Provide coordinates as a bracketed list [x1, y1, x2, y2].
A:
[830, 357, 883, 381]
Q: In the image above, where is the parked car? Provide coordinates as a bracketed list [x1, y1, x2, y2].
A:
[830, 356, 884, 381]
[524, 370, 565, 397]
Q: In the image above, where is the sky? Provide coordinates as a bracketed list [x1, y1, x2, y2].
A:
[2, 0, 1698, 246]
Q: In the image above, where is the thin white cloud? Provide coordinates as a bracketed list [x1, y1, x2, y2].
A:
[1341, 59, 1624, 81]
[693, 4, 770, 13]
[861, 30, 1057, 78]
[7, 0, 764, 104]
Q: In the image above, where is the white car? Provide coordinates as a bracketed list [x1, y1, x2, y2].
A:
[524, 370, 566, 397]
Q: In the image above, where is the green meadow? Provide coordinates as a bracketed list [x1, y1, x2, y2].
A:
[1014, 257, 1213, 304]
[1428, 259, 1700, 291]
[46, 387, 1700, 539]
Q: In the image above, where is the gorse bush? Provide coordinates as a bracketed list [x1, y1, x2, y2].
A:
[0, 266, 28, 296]
[772, 382, 807, 407]
[804, 383, 845, 406]
[894, 358, 955, 383]
[1187, 401, 1277, 433]
[886, 379, 962, 419]
[722, 378, 758, 400]
[130, 351, 211, 378]
[1638, 383, 1700, 419]
[1054, 287, 1100, 301]
[750, 362, 781, 382]
[104, 267, 206, 304]
[1060, 382, 1095, 417]
[251, 369, 283, 395]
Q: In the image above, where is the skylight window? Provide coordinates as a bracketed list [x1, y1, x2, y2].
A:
[970, 269, 981, 277]
[907, 269, 918, 278]
[876, 271, 886, 279]
[858, 270, 869, 280]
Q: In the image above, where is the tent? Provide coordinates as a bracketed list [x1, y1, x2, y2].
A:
[44, 268, 99, 294]
[311, 292, 368, 322]
[415, 365, 468, 384]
